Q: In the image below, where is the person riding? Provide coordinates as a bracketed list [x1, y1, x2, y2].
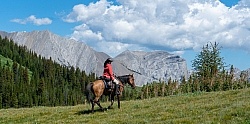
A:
[103, 58, 120, 95]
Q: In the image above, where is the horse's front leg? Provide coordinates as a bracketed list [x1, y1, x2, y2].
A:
[108, 95, 115, 109]
[117, 95, 120, 109]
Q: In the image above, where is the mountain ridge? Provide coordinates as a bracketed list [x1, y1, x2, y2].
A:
[0, 30, 188, 86]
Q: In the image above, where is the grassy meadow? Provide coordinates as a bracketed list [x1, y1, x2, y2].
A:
[0, 88, 250, 124]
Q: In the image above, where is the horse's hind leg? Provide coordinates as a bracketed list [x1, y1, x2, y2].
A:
[90, 99, 103, 113]
[90, 100, 95, 113]
[96, 100, 104, 111]
[94, 97, 104, 111]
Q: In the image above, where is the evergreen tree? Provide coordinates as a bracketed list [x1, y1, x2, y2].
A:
[192, 42, 225, 92]
[12, 62, 19, 84]
[161, 80, 166, 97]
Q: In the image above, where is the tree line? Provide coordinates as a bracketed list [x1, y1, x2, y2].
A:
[137, 42, 249, 100]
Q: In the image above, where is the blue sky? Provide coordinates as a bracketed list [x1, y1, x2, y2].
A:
[0, 0, 250, 70]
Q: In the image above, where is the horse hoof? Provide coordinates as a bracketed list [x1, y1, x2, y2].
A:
[108, 106, 113, 109]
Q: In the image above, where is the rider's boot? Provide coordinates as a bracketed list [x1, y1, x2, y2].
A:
[115, 84, 120, 95]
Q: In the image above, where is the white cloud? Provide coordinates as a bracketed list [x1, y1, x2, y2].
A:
[11, 15, 52, 26]
[64, 0, 250, 57]
[63, 0, 110, 23]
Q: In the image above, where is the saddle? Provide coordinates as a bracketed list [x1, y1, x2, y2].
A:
[99, 76, 115, 90]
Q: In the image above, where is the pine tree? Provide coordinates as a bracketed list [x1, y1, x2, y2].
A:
[166, 78, 172, 95]
[0, 62, 2, 108]
[192, 42, 225, 92]
[12, 62, 19, 84]
[161, 80, 166, 97]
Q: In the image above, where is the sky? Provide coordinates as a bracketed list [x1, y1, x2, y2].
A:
[0, 0, 250, 71]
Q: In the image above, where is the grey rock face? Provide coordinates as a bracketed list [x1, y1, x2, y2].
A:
[0, 30, 188, 86]
[115, 50, 188, 86]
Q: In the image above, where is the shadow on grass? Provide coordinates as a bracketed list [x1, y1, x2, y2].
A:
[76, 107, 114, 115]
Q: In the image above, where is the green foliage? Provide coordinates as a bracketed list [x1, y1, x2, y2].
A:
[192, 42, 225, 91]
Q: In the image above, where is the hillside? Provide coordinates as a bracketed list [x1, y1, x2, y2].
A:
[0, 88, 249, 123]
[0, 36, 98, 108]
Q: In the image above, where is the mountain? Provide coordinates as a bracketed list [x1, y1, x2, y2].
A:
[115, 50, 188, 85]
[226, 67, 250, 82]
[0, 30, 188, 86]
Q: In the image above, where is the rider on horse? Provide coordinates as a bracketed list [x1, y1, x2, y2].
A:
[103, 58, 120, 95]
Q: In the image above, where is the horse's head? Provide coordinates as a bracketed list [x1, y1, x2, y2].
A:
[117, 74, 136, 89]
[128, 73, 136, 89]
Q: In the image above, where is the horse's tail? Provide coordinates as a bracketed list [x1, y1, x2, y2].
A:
[85, 82, 93, 104]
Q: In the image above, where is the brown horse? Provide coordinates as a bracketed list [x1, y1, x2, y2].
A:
[85, 74, 135, 113]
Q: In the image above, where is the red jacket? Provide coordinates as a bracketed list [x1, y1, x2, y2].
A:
[103, 63, 114, 80]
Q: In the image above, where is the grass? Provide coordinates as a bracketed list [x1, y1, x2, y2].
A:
[0, 88, 250, 124]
